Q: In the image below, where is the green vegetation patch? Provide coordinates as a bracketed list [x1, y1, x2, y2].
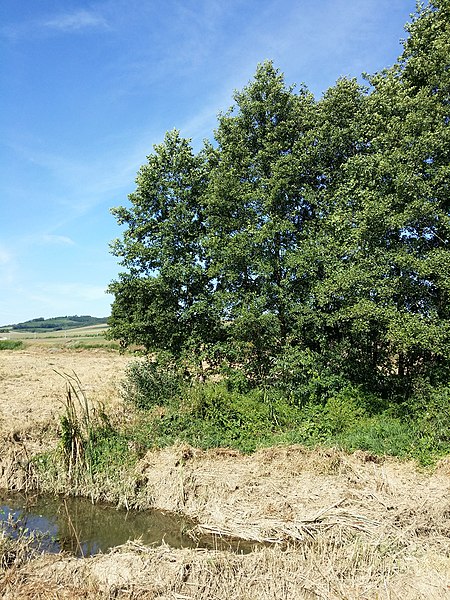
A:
[36, 357, 450, 501]
[114, 357, 450, 465]
[0, 340, 24, 350]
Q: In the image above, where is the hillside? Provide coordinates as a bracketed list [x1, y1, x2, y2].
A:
[5, 315, 108, 332]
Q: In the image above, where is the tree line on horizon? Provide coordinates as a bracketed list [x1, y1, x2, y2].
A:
[108, 0, 449, 403]
[9, 315, 108, 332]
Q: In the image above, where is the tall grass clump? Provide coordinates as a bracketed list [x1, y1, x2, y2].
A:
[59, 372, 91, 480]
[53, 372, 132, 493]
[67, 340, 121, 351]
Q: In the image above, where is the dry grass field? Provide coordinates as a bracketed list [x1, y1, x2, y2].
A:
[0, 346, 449, 599]
[2, 323, 111, 347]
[0, 344, 128, 435]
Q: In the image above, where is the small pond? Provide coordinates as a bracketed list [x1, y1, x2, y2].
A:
[0, 492, 251, 556]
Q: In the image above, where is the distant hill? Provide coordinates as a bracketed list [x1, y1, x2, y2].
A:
[6, 315, 109, 333]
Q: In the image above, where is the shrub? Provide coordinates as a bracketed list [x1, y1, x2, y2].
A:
[336, 414, 415, 458]
[321, 390, 367, 435]
[415, 385, 450, 444]
[409, 385, 450, 462]
[121, 356, 183, 410]
[269, 347, 351, 406]
[0, 340, 23, 350]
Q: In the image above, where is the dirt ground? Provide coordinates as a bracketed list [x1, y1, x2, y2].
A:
[0, 348, 449, 599]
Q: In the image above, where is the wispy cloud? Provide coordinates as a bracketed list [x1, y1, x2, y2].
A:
[0, 247, 12, 265]
[1, 9, 109, 40]
[33, 283, 110, 303]
[43, 10, 109, 32]
[39, 234, 75, 246]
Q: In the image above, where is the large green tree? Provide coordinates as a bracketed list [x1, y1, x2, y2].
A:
[108, 130, 222, 354]
[311, 0, 450, 392]
[205, 61, 317, 376]
[109, 1, 449, 399]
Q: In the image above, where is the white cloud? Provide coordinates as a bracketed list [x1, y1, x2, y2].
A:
[15, 233, 76, 250]
[43, 10, 109, 32]
[0, 244, 16, 286]
[40, 235, 75, 246]
[1, 9, 109, 40]
[35, 283, 110, 302]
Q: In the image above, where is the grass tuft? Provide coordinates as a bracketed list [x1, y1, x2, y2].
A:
[0, 340, 24, 351]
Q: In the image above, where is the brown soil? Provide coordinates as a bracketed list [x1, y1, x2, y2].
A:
[0, 348, 449, 599]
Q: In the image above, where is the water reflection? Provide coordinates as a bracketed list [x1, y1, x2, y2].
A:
[0, 492, 254, 556]
[0, 492, 197, 556]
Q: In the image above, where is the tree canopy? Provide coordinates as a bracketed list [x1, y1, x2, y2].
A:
[108, 0, 449, 400]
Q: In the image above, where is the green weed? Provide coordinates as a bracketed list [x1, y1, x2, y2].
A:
[0, 340, 24, 350]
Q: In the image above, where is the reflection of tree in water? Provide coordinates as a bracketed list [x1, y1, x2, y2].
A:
[54, 497, 198, 556]
[1, 494, 197, 556]
[0, 500, 60, 554]
[1, 494, 252, 556]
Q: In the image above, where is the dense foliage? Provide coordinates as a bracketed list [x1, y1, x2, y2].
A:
[109, 1, 449, 431]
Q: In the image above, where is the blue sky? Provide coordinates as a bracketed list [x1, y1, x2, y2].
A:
[0, 0, 417, 324]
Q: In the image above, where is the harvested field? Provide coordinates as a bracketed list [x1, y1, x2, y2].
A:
[0, 348, 449, 599]
[0, 347, 129, 435]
